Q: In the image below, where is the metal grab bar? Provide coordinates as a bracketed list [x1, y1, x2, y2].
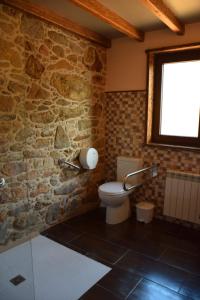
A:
[58, 158, 81, 171]
[123, 164, 158, 191]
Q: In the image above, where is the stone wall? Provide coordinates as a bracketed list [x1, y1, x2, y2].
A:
[0, 4, 106, 248]
[105, 91, 200, 226]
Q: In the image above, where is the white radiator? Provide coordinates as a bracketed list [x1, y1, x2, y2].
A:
[164, 170, 200, 224]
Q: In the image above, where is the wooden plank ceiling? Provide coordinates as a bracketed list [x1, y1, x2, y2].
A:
[2, 0, 191, 47]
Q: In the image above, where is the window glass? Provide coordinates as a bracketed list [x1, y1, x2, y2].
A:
[160, 60, 200, 137]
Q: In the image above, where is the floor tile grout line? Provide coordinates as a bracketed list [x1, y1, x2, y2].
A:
[65, 241, 87, 254]
[69, 244, 115, 266]
[114, 261, 197, 295]
[47, 213, 200, 284]
[124, 277, 143, 300]
[156, 245, 170, 261]
[177, 272, 192, 295]
[66, 230, 131, 258]
[67, 234, 83, 244]
[119, 246, 168, 262]
[64, 218, 193, 257]
[96, 283, 122, 299]
[112, 260, 190, 295]
[114, 245, 169, 264]
[137, 233, 199, 258]
[56, 237, 118, 266]
[74, 228, 194, 263]
[155, 256, 199, 277]
[44, 233, 83, 247]
[63, 225, 128, 250]
[85, 252, 113, 266]
[140, 277, 194, 298]
[81, 232, 130, 250]
[66, 234, 128, 266]
[113, 249, 130, 265]
[49, 226, 186, 263]
[167, 245, 200, 257]
[177, 282, 184, 295]
[47, 228, 200, 278]
[124, 246, 199, 277]
[68, 232, 88, 244]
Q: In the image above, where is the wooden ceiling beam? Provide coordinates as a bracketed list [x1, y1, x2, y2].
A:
[3, 0, 111, 48]
[140, 0, 185, 34]
[69, 0, 144, 41]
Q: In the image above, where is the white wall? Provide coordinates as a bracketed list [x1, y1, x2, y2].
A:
[106, 22, 200, 91]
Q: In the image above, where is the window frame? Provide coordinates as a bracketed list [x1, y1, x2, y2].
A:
[146, 44, 200, 149]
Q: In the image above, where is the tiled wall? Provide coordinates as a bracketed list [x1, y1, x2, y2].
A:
[105, 91, 200, 225]
[0, 4, 106, 248]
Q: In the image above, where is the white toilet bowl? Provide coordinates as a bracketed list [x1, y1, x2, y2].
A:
[98, 182, 132, 224]
[98, 156, 143, 225]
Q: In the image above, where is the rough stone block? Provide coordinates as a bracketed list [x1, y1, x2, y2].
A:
[21, 14, 44, 39]
[2, 162, 26, 176]
[48, 31, 69, 46]
[54, 125, 70, 149]
[54, 181, 77, 195]
[51, 73, 91, 100]
[30, 111, 55, 124]
[0, 95, 15, 112]
[25, 55, 44, 79]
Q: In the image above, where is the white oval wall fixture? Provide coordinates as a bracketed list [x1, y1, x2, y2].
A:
[79, 148, 99, 170]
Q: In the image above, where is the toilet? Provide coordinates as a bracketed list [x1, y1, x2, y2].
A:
[98, 157, 142, 224]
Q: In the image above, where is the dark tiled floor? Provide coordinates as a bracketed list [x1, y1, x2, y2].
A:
[116, 250, 188, 292]
[127, 279, 190, 300]
[42, 208, 200, 300]
[42, 222, 81, 245]
[179, 274, 200, 300]
[97, 266, 141, 299]
[160, 248, 200, 275]
[79, 285, 121, 300]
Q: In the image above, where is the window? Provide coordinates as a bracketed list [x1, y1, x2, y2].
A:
[146, 45, 200, 149]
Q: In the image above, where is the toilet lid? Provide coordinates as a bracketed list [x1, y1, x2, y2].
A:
[99, 181, 130, 195]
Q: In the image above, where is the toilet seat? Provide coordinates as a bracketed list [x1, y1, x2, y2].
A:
[98, 181, 131, 196]
[98, 181, 132, 224]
